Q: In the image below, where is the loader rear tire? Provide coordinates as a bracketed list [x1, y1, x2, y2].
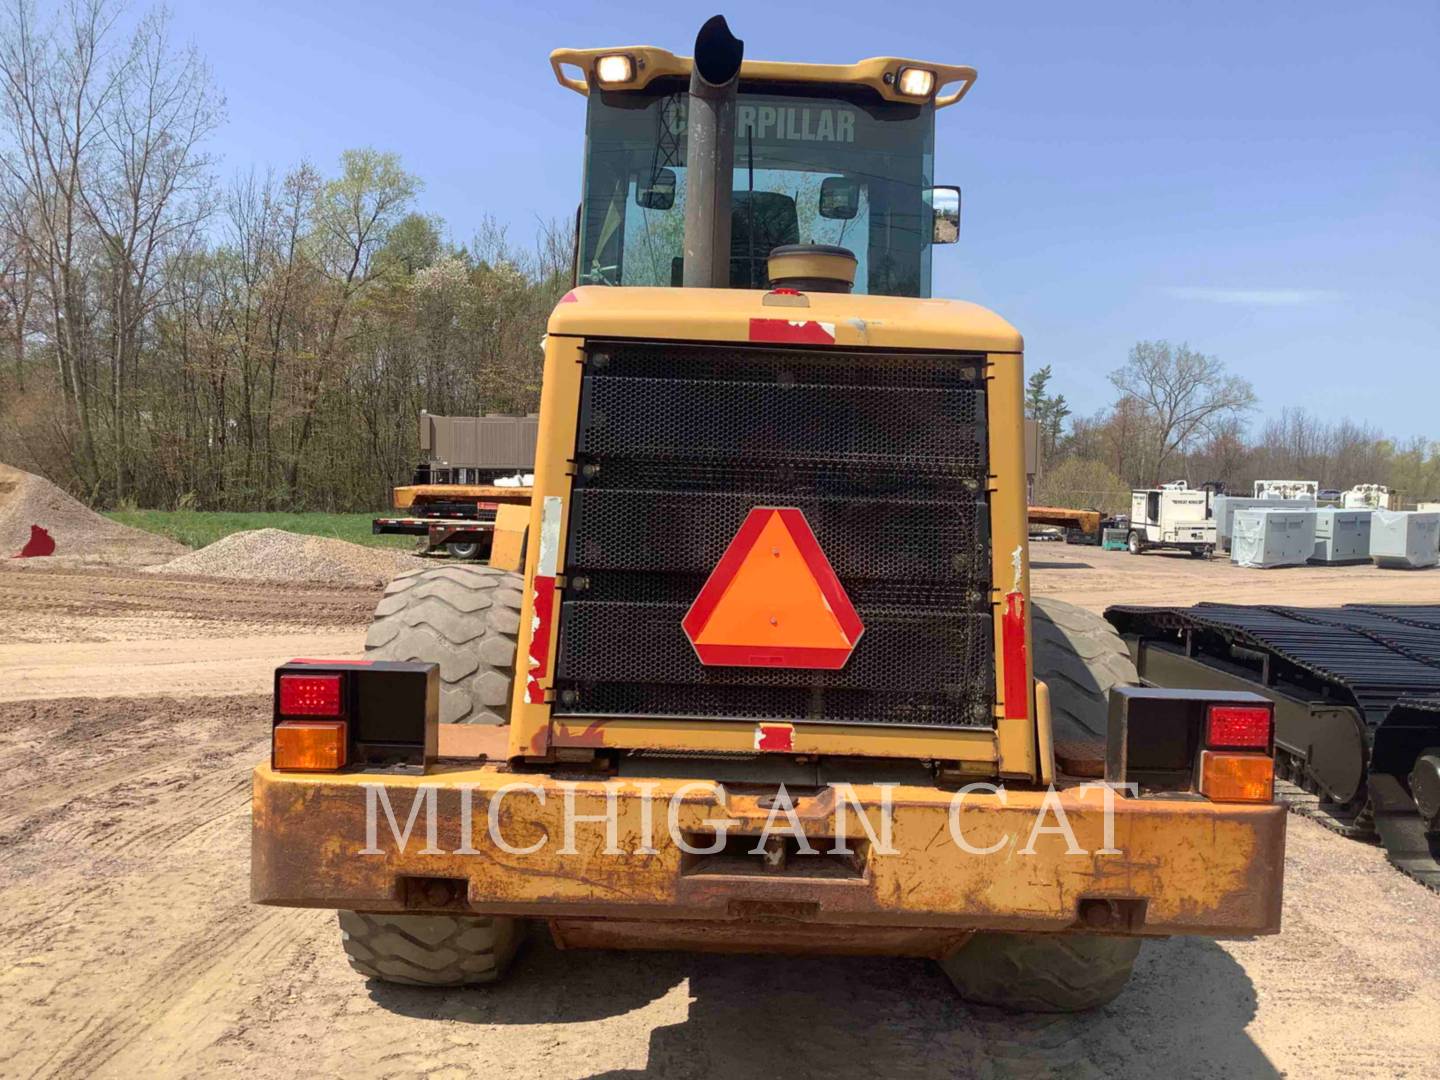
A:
[364, 564, 523, 724]
[940, 932, 1141, 1012]
[338, 912, 523, 986]
[1031, 596, 1139, 742]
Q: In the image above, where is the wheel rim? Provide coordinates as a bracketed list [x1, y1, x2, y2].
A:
[447, 542, 480, 560]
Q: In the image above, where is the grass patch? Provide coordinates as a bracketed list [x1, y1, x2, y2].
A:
[105, 510, 415, 551]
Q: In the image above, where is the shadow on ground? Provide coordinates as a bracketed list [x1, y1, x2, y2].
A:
[369, 932, 1277, 1079]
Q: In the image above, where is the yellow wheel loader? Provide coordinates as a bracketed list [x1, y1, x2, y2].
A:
[251, 16, 1285, 1011]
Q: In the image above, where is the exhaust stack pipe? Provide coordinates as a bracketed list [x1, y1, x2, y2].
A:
[682, 15, 744, 289]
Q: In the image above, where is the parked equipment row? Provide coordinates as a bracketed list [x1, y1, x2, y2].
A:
[1229, 508, 1438, 569]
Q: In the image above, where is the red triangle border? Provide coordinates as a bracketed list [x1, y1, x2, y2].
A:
[682, 507, 864, 670]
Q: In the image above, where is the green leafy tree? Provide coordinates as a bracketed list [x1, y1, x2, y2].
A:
[1025, 365, 1071, 471]
[1035, 457, 1131, 516]
[374, 213, 443, 277]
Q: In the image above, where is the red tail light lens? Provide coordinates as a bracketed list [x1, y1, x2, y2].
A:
[278, 673, 343, 717]
[1206, 705, 1271, 749]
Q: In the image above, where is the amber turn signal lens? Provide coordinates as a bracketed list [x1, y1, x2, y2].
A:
[1199, 750, 1273, 803]
[273, 720, 347, 771]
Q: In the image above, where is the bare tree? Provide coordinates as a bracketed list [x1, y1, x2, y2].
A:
[83, 4, 221, 497]
[0, 0, 122, 489]
[0, 0, 218, 498]
[0, 176, 36, 387]
[1192, 414, 1250, 489]
[1109, 340, 1256, 483]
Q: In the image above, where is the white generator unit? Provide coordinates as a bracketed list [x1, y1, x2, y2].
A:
[1370, 510, 1440, 569]
[1311, 509, 1372, 565]
[1212, 495, 1310, 551]
[1343, 484, 1392, 510]
[1230, 508, 1317, 568]
[1128, 488, 1216, 556]
[1253, 480, 1318, 501]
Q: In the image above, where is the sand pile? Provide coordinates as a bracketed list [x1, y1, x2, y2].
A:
[0, 464, 186, 566]
[146, 528, 425, 586]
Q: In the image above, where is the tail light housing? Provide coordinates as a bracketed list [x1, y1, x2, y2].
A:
[271, 660, 439, 773]
[1106, 688, 1274, 802]
[1200, 703, 1273, 802]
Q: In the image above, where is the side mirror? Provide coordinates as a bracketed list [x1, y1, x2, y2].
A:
[819, 175, 860, 220]
[929, 185, 960, 244]
[637, 168, 676, 210]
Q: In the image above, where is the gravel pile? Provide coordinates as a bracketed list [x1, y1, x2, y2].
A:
[145, 528, 425, 587]
[0, 464, 185, 566]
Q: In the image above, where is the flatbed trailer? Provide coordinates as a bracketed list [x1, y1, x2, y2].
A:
[374, 486, 533, 558]
[373, 515, 498, 553]
[1108, 603, 1440, 890]
[392, 484, 532, 511]
[1027, 505, 1101, 544]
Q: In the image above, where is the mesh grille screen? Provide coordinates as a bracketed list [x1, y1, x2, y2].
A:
[555, 339, 993, 728]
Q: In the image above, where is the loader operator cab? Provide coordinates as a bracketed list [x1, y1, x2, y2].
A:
[567, 49, 964, 294]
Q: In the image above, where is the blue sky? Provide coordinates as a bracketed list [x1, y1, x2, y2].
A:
[166, 0, 1439, 440]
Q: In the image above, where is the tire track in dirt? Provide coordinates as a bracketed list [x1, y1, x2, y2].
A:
[0, 694, 308, 1079]
[0, 632, 365, 702]
[0, 564, 381, 644]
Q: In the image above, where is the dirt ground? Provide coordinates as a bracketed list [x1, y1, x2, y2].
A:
[1029, 541, 1440, 614]
[3, 553, 1440, 1079]
[0, 567, 373, 700]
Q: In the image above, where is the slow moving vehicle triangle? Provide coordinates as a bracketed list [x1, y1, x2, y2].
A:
[682, 507, 863, 669]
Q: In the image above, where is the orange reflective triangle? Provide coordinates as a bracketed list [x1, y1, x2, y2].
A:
[682, 508, 863, 670]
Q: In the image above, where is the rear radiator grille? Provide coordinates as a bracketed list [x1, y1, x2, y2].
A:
[554, 340, 993, 728]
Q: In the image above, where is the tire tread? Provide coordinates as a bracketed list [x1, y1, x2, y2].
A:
[338, 911, 522, 986]
[364, 564, 522, 724]
[940, 932, 1141, 1012]
[1032, 596, 1139, 741]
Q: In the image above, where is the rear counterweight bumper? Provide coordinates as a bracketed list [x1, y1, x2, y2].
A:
[251, 766, 1284, 938]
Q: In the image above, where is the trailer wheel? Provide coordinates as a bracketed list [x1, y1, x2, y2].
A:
[1031, 596, 1139, 741]
[446, 541, 481, 560]
[939, 932, 1141, 1012]
[364, 564, 522, 724]
[338, 911, 523, 986]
